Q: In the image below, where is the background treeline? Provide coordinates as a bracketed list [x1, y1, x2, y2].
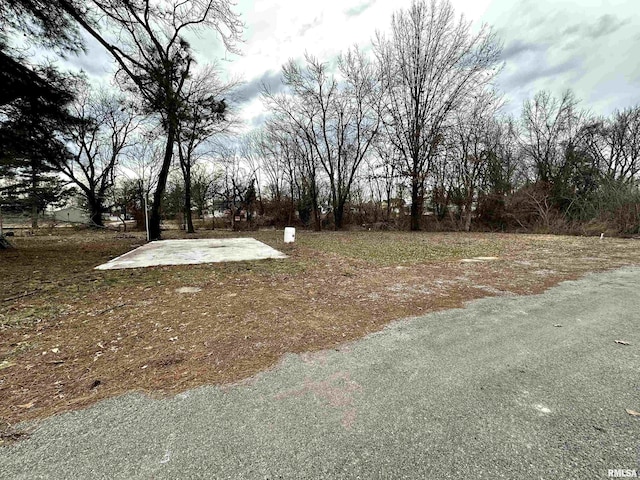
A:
[1, 0, 638, 238]
[1, 0, 242, 239]
[248, 86, 640, 236]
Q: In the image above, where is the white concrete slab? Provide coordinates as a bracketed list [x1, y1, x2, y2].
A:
[95, 238, 287, 270]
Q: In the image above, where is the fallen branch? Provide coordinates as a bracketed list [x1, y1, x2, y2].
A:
[2, 290, 40, 302]
[0, 422, 29, 445]
[96, 303, 129, 315]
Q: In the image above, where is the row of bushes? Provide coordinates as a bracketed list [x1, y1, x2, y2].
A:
[120, 180, 639, 237]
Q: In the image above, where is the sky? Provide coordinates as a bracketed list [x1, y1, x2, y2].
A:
[60, 0, 640, 129]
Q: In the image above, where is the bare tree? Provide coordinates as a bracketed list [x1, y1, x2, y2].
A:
[120, 131, 163, 198]
[237, 132, 266, 216]
[189, 162, 218, 222]
[215, 143, 255, 230]
[263, 48, 381, 229]
[519, 89, 602, 219]
[257, 124, 290, 205]
[177, 66, 237, 233]
[367, 135, 402, 222]
[430, 144, 456, 221]
[520, 90, 586, 184]
[582, 106, 640, 183]
[374, 0, 501, 230]
[448, 91, 503, 231]
[59, 0, 242, 239]
[261, 111, 323, 228]
[113, 129, 165, 230]
[485, 116, 525, 194]
[56, 81, 139, 226]
[109, 177, 140, 232]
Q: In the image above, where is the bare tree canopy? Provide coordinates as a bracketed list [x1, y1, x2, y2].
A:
[56, 0, 243, 239]
[177, 65, 239, 233]
[374, 0, 502, 230]
[446, 90, 504, 231]
[582, 106, 640, 183]
[263, 48, 381, 229]
[520, 90, 585, 184]
[55, 80, 140, 226]
[2, 0, 638, 237]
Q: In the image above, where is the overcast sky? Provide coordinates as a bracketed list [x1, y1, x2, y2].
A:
[62, 0, 640, 128]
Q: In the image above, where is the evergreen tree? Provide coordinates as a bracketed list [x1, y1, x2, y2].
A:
[0, 0, 84, 107]
[0, 68, 78, 227]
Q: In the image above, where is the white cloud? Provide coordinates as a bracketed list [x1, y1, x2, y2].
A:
[59, 31, 117, 80]
[222, 0, 492, 80]
[49, 0, 640, 126]
[211, 0, 494, 127]
[482, 0, 640, 115]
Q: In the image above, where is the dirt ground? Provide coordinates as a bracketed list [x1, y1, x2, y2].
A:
[1, 228, 639, 441]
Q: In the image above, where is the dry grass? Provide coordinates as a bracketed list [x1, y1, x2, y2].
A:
[1, 228, 639, 435]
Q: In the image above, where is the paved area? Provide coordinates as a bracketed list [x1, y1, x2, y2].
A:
[95, 238, 287, 270]
[2, 268, 639, 479]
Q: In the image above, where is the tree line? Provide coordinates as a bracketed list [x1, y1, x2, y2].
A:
[1, 0, 241, 239]
[1, 0, 638, 239]
[254, 81, 640, 235]
[246, 1, 638, 235]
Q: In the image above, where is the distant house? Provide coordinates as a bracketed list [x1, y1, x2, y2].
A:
[53, 207, 90, 224]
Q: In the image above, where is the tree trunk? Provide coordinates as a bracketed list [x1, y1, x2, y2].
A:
[31, 166, 38, 229]
[330, 185, 340, 231]
[410, 178, 422, 231]
[31, 202, 38, 229]
[385, 185, 392, 222]
[463, 208, 472, 232]
[289, 183, 295, 226]
[463, 190, 474, 232]
[184, 168, 195, 233]
[185, 206, 194, 233]
[90, 209, 104, 227]
[311, 182, 321, 231]
[149, 125, 176, 241]
[312, 196, 321, 232]
[334, 198, 345, 230]
[88, 197, 104, 227]
[334, 208, 343, 230]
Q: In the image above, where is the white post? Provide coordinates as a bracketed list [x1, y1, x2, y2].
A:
[284, 227, 296, 243]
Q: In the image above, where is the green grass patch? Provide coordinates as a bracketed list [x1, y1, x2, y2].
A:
[296, 231, 504, 265]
